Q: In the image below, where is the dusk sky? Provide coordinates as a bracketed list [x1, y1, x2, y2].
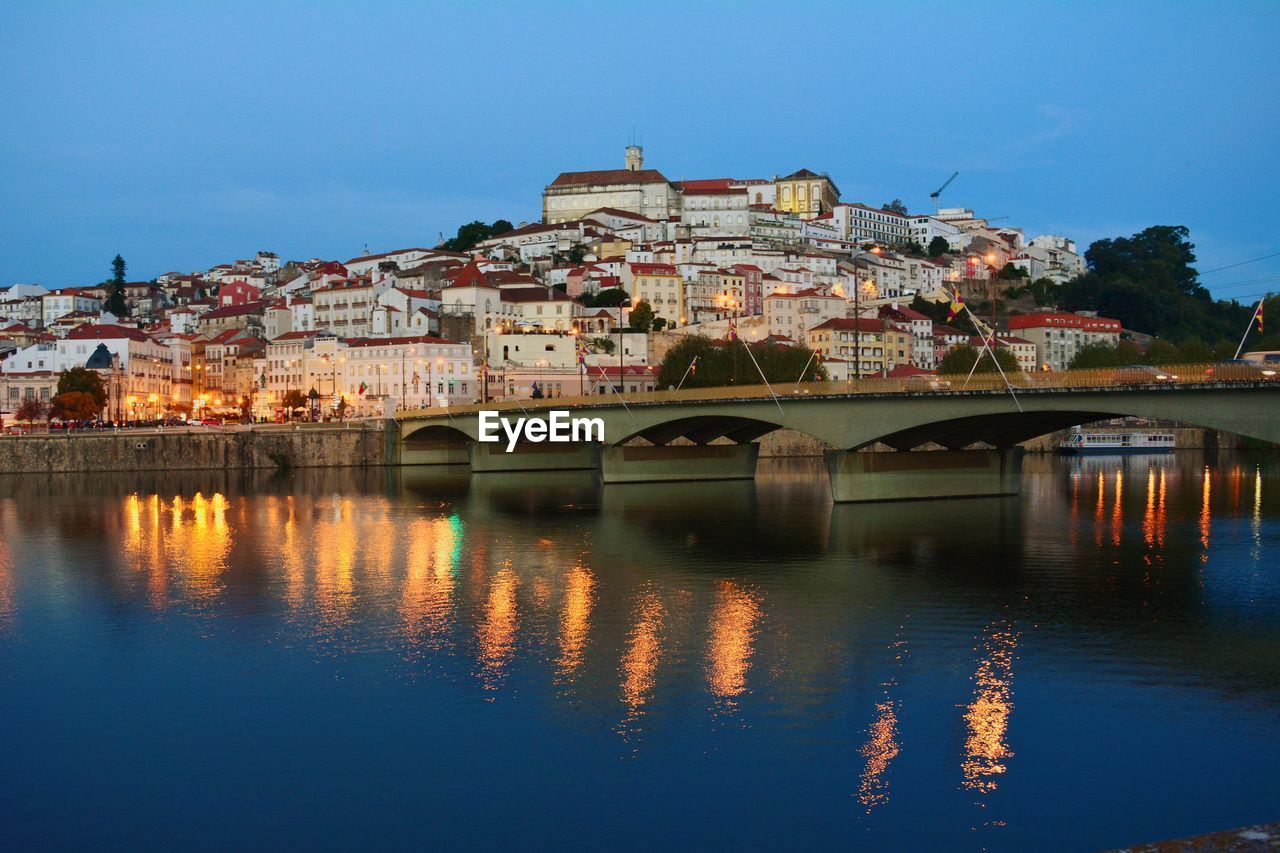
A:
[3, 1, 1278, 304]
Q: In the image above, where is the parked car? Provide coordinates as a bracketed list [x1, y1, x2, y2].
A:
[200, 417, 223, 426]
[1113, 365, 1179, 385]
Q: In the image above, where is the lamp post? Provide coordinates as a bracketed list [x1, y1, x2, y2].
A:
[986, 252, 999, 329]
[852, 279, 878, 380]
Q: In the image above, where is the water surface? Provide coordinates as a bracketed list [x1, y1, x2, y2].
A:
[1, 453, 1278, 850]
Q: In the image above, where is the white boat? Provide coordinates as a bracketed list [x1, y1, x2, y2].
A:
[1058, 431, 1175, 454]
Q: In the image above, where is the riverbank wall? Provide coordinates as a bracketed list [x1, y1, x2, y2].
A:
[0, 426, 386, 474]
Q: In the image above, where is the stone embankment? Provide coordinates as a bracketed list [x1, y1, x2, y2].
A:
[0, 425, 387, 474]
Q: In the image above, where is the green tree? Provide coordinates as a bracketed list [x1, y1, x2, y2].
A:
[57, 367, 107, 408]
[1056, 225, 1263, 344]
[656, 335, 825, 389]
[593, 337, 615, 355]
[50, 391, 101, 421]
[998, 262, 1025, 280]
[937, 344, 1020, 375]
[490, 219, 513, 235]
[1068, 341, 1145, 369]
[1144, 339, 1182, 365]
[927, 236, 951, 256]
[882, 199, 908, 216]
[104, 254, 128, 315]
[441, 221, 492, 252]
[1176, 336, 1214, 363]
[652, 316, 668, 332]
[583, 288, 629, 308]
[629, 299, 655, 332]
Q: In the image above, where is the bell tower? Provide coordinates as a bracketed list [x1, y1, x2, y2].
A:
[625, 144, 644, 172]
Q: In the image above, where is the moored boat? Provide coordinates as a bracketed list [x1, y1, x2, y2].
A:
[1058, 430, 1175, 454]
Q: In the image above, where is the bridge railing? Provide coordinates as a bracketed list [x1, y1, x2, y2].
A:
[396, 362, 1274, 418]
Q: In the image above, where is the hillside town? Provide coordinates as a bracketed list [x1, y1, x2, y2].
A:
[0, 146, 1118, 425]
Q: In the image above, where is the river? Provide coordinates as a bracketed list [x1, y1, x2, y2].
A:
[1, 453, 1277, 850]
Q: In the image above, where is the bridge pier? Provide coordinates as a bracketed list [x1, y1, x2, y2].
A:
[601, 443, 759, 484]
[825, 448, 1023, 503]
[469, 441, 601, 473]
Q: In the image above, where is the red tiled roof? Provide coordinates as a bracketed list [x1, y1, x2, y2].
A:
[66, 323, 153, 343]
[809, 317, 884, 333]
[549, 169, 670, 188]
[1008, 312, 1121, 331]
[629, 263, 679, 276]
[343, 335, 457, 348]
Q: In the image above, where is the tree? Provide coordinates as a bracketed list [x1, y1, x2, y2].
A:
[440, 219, 517, 252]
[882, 199, 908, 216]
[281, 389, 307, 412]
[582, 288, 629, 308]
[441, 221, 492, 252]
[50, 391, 101, 421]
[57, 367, 107, 408]
[1144, 339, 1183, 365]
[593, 337, 615, 355]
[927, 236, 951, 257]
[15, 397, 47, 424]
[105, 254, 128, 315]
[937, 344, 1020, 376]
[1068, 341, 1145, 369]
[652, 316, 668, 332]
[629, 299, 655, 332]
[998, 262, 1025, 280]
[656, 334, 825, 389]
[1056, 225, 1261, 344]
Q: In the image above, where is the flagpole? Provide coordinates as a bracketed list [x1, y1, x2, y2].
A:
[1233, 300, 1263, 360]
[740, 338, 784, 415]
[796, 348, 817, 383]
[964, 306, 1022, 412]
[673, 355, 697, 393]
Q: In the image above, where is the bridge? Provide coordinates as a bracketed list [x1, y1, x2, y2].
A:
[390, 365, 1280, 502]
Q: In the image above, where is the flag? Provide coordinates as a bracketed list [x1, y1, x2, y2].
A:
[689, 355, 698, 375]
[358, 381, 368, 395]
[575, 336, 589, 366]
[947, 286, 965, 321]
[1256, 301, 1264, 333]
[728, 317, 738, 341]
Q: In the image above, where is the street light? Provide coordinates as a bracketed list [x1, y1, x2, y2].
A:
[986, 251, 999, 327]
[852, 278, 878, 380]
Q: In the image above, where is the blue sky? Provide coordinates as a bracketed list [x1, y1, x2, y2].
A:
[2, 0, 1278, 304]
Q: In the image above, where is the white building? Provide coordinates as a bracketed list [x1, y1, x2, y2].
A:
[41, 288, 102, 326]
[1007, 311, 1122, 370]
[543, 146, 681, 224]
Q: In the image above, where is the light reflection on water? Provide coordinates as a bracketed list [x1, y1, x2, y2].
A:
[0, 452, 1278, 850]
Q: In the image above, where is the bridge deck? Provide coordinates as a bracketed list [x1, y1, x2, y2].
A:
[397, 363, 1277, 420]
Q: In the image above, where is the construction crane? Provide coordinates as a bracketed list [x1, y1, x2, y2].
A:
[930, 171, 959, 212]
